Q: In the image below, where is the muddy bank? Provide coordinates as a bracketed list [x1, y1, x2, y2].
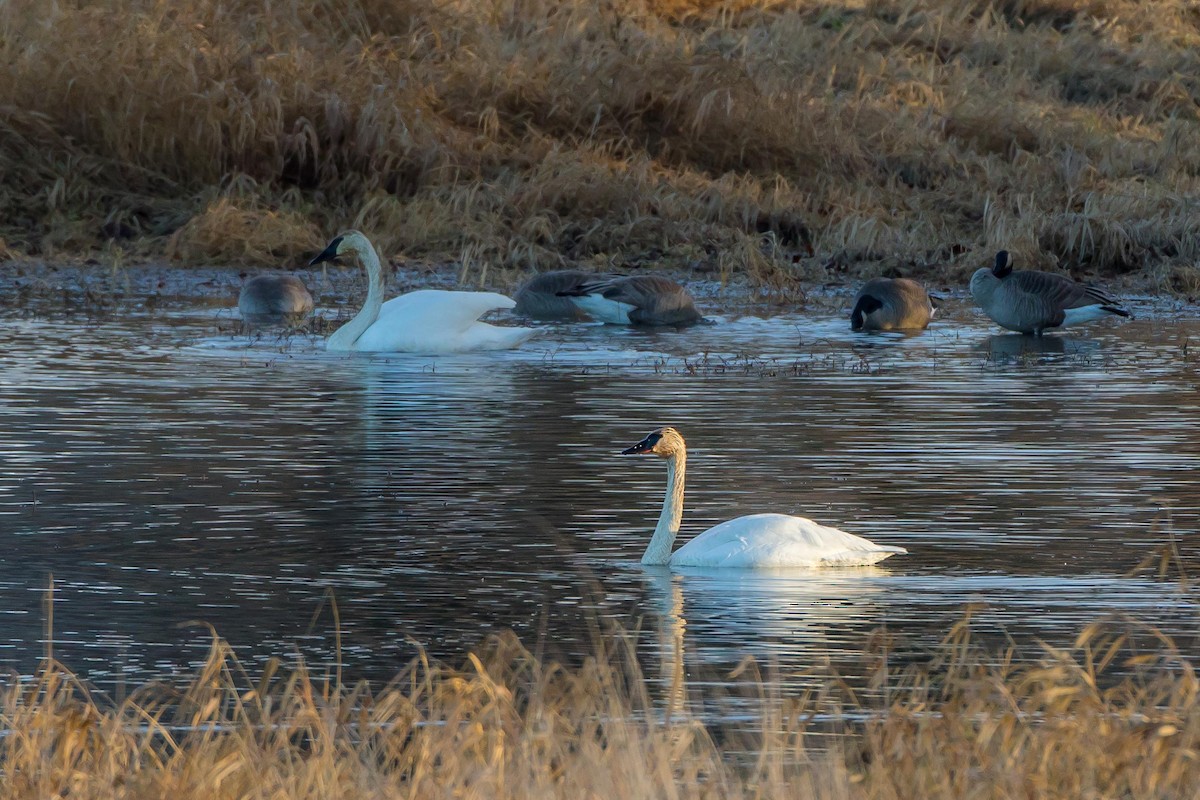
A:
[0, 259, 1193, 330]
[0, 258, 810, 317]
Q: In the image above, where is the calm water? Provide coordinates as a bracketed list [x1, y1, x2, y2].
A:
[0, 291, 1197, 705]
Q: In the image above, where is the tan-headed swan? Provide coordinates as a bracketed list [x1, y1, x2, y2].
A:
[621, 427, 907, 568]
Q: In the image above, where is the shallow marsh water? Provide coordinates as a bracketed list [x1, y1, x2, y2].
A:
[0, 288, 1197, 714]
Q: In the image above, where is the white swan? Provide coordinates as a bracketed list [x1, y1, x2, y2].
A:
[310, 230, 536, 353]
[622, 427, 907, 568]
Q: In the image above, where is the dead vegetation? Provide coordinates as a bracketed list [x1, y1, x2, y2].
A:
[2, 0, 1200, 292]
[3, 524, 1196, 798]
[2, 609, 1198, 799]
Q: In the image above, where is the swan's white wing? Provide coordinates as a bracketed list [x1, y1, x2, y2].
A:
[377, 290, 514, 330]
[670, 513, 906, 568]
[355, 290, 533, 353]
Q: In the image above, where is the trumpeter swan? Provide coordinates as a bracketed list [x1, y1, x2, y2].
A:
[557, 275, 702, 326]
[238, 274, 313, 320]
[970, 250, 1130, 336]
[513, 270, 609, 320]
[621, 427, 907, 568]
[850, 277, 935, 331]
[310, 231, 536, 353]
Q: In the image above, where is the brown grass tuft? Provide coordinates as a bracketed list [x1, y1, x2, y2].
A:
[166, 193, 324, 265]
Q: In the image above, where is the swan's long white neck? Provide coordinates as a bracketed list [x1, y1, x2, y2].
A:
[642, 449, 686, 565]
[327, 238, 385, 350]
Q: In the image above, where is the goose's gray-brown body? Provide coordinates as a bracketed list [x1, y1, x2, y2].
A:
[970, 251, 1129, 336]
[513, 270, 606, 320]
[557, 275, 702, 326]
[238, 274, 314, 319]
[850, 277, 934, 331]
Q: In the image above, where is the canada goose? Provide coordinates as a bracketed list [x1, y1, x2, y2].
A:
[310, 231, 536, 353]
[513, 270, 606, 320]
[621, 427, 907, 568]
[557, 275, 702, 326]
[237, 274, 313, 320]
[970, 251, 1130, 336]
[850, 277, 935, 331]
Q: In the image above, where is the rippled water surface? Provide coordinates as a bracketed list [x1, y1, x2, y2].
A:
[0, 293, 1197, 703]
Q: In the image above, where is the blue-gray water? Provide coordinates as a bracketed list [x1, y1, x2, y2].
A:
[0, 293, 1197, 702]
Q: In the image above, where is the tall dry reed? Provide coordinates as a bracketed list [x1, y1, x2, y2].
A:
[2, 0, 1200, 290]
[2, 608, 1199, 799]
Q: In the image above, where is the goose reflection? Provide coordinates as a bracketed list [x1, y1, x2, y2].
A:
[982, 333, 1097, 360]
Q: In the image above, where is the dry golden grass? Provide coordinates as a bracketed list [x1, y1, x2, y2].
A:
[166, 195, 325, 264]
[2, 608, 1198, 799]
[2, 0, 1200, 291]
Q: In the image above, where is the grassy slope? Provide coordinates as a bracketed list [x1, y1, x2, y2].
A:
[2, 0, 1199, 293]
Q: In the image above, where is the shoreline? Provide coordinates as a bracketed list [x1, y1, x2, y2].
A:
[0, 258, 1192, 321]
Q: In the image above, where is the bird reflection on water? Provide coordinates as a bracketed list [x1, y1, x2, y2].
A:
[0, 307, 1196, 694]
[639, 565, 894, 702]
[981, 333, 1099, 361]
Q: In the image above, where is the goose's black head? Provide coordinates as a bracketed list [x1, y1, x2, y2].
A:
[993, 250, 1014, 279]
[850, 294, 884, 331]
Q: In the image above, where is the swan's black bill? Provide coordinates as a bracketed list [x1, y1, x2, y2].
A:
[621, 431, 662, 455]
[309, 236, 344, 266]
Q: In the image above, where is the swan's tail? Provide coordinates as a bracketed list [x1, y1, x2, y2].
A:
[821, 545, 907, 566]
[477, 325, 537, 350]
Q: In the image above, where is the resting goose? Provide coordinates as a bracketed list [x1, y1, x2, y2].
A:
[513, 270, 608, 320]
[238, 274, 313, 320]
[850, 277, 935, 331]
[970, 251, 1130, 336]
[557, 275, 702, 326]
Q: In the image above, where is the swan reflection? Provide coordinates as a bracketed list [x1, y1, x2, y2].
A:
[640, 565, 893, 669]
